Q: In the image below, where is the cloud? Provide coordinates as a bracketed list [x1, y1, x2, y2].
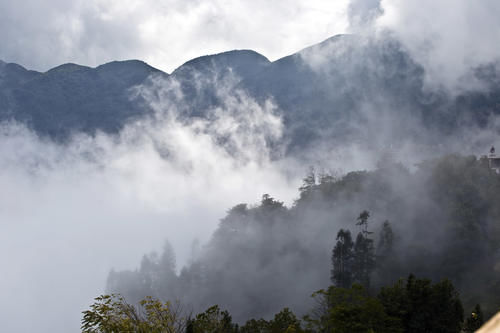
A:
[2, 0, 500, 94]
[0, 55, 420, 332]
[0, 0, 349, 72]
[374, 0, 500, 93]
[347, 0, 382, 33]
[0, 75, 302, 332]
[2, 1, 500, 331]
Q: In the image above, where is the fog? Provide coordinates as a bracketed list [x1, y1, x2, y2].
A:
[0, 70, 403, 331]
[375, 0, 500, 93]
[0, 85, 296, 331]
[0, 0, 349, 73]
[1, 1, 500, 331]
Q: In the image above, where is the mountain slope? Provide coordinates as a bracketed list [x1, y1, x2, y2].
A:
[1, 34, 500, 149]
[169, 50, 271, 116]
[0, 60, 166, 138]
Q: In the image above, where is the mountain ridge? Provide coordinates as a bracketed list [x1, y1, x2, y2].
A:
[1, 34, 499, 151]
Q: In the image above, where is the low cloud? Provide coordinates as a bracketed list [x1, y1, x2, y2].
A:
[0, 0, 349, 72]
[0, 76, 299, 332]
[375, 0, 500, 93]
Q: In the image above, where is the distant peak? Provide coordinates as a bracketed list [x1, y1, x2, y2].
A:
[173, 49, 270, 75]
[97, 59, 156, 69]
[46, 63, 90, 73]
[181, 50, 269, 66]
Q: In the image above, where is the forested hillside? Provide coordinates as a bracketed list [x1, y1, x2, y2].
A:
[105, 154, 500, 328]
[2, 34, 500, 152]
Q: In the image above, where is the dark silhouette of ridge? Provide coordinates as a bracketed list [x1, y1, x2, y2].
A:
[1, 34, 500, 150]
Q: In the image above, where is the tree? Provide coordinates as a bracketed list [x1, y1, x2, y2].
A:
[241, 308, 304, 333]
[157, 241, 178, 298]
[352, 211, 375, 289]
[378, 275, 464, 333]
[261, 194, 285, 211]
[304, 284, 402, 333]
[298, 167, 316, 199]
[375, 221, 397, 285]
[463, 304, 484, 332]
[240, 318, 269, 333]
[81, 294, 187, 333]
[331, 229, 354, 288]
[267, 308, 303, 333]
[377, 221, 394, 258]
[188, 305, 239, 333]
[355, 211, 372, 237]
[106, 240, 179, 304]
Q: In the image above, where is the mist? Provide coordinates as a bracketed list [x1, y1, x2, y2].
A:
[2, 43, 500, 331]
[0, 82, 299, 332]
[2, 1, 500, 331]
[105, 49, 500, 325]
[0, 66, 411, 331]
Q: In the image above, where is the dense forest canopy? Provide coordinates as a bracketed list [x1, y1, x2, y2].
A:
[105, 154, 500, 327]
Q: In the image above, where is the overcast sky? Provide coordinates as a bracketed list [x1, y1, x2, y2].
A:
[2, 0, 500, 89]
[0, 0, 350, 73]
[1, 0, 499, 92]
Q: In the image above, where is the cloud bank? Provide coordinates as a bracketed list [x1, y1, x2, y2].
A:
[0, 0, 349, 72]
[373, 0, 500, 92]
[0, 77, 301, 332]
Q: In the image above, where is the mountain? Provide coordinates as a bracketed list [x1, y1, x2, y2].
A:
[0, 50, 271, 139]
[1, 34, 500, 149]
[170, 50, 270, 116]
[240, 34, 500, 151]
[0, 60, 166, 138]
[241, 34, 430, 149]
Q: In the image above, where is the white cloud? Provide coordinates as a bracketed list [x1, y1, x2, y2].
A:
[0, 0, 349, 72]
[375, 0, 500, 93]
[0, 76, 302, 332]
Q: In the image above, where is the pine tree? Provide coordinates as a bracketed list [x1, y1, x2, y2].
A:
[331, 229, 354, 288]
[377, 220, 394, 258]
[299, 166, 316, 199]
[356, 210, 372, 237]
[376, 220, 395, 284]
[353, 211, 375, 289]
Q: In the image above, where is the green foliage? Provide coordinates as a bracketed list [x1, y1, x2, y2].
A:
[378, 275, 464, 333]
[107, 154, 500, 324]
[240, 318, 269, 333]
[81, 294, 187, 333]
[84, 278, 470, 333]
[305, 284, 402, 333]
[352, 211, 375, 290]
[241, 308, 304, 333]
[188, 305, 238, 333]
[332, 211, 376, 291]
[377, 221, 394, 259]
[331, 229, 354, 288]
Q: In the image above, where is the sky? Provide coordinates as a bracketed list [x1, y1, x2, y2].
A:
[0, 0, 350, 73]
[1, 0, 500, 92]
